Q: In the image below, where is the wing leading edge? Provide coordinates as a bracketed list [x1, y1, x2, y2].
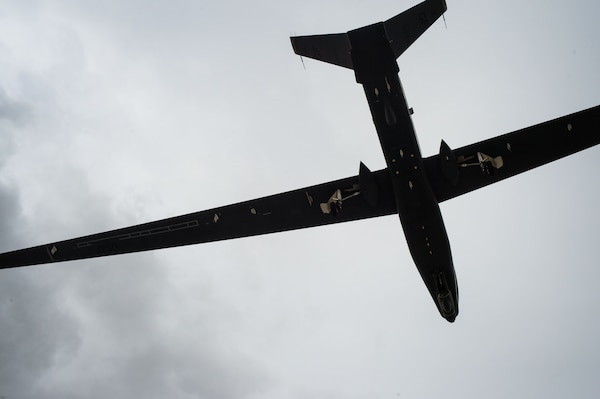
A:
[424, 105, 600, 203]
[0, 167, 396, 269]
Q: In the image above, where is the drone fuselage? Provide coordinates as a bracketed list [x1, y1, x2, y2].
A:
[349, 22, 458, 321]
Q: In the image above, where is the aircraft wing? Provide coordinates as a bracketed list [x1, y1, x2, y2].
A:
[423, 105, 600, 203]
[0, 167, 397, 269]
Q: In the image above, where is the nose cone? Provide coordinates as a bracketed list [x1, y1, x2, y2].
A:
[444, 312, 457, 323]
[437, 291, 458, 322]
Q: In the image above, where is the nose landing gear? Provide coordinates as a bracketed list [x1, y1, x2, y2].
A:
[433, 272, 456, 321]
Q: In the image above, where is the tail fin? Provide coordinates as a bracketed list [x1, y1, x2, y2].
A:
[290, 0, 447, 68]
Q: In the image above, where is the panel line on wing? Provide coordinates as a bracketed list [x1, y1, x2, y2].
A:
[76, 220, 200, 248]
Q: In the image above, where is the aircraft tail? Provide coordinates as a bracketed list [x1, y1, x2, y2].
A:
[290, 0, 447, 69]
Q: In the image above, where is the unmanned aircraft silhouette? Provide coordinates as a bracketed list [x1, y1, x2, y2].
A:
[2, 0, 599, 322]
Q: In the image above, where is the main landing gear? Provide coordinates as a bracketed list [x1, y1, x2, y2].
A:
[320, 187, 360, 216]
[439, 140, 504, 185]
[319, 162, 378, 216]
[458, 152, 504, 176]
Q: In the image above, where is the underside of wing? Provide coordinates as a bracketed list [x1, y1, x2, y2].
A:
[423, 105, 600, 203]
[0, 167, 396, 269]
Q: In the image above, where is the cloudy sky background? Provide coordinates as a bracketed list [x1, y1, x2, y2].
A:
[1, 0, 600, 397]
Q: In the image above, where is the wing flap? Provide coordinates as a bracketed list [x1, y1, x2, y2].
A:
[0, 169, 396, 269]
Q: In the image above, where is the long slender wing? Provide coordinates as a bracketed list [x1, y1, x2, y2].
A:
[423, 105, 600, 203]
[0, 169, 396, 269]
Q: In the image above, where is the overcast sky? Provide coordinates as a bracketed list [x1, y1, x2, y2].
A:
[1, 0, 600, 398]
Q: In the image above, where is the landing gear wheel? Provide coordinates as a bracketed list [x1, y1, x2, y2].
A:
[330, 200, 342, 216]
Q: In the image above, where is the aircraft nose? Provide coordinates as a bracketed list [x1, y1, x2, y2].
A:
[436, 290, 458, 322]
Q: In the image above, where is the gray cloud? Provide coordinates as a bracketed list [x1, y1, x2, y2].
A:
[0, 179, 22, 251]
[0, 88, 30, 250]
[0, 88, 32, 126]
[1, 1, 600, 398]
[0, 268, 81, 399]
